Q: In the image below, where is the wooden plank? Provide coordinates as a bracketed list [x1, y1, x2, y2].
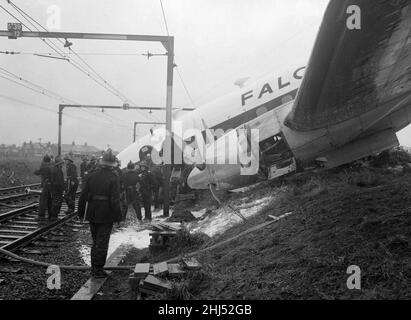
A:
[151, 223, 167, 231]
[182, 257, 202, 271]
[158, 222, 181, 231]
[3, 225, 37, 230]
[139, 286, 161, 296]
[141, 275, 172, 292]
[149, 231, 177, 237]
[71, 244, 129, 300]
[134, 263, 150, 277]
[0, 234, 20, 239]
[167, 264, 186, 277]
[175, 193, 196, 202]
[153, 262, 168, 276]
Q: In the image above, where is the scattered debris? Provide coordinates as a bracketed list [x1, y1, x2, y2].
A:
[167, 264, 186, 277]
[0, 279, 5, 285]
[175, 193, 197, 202]
[166, 209, 196, 223]
[153, 262, 168, 276]
[149, 222, 182, 249]
[139, 275, 172, 295]
[134, 263, 150, 279]
[182, 257, 202, 271]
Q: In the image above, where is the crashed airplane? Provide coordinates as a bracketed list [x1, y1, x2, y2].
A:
[118, 0, 411, 191]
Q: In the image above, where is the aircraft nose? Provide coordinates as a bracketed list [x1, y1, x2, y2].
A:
[187, 167, 209, 190]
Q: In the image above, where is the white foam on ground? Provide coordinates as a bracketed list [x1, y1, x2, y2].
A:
[188, 196, 271, 237]
[78, 207, 167, 266]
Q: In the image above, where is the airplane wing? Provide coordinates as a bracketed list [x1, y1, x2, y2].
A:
[285, 0, 411, 132]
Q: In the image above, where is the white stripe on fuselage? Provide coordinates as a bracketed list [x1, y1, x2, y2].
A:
[117, 66, 305, 167]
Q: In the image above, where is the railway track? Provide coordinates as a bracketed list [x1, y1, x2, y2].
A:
[0, 192, 39, 205]
[0, 195, 81, 253]
[0, 183, 41, 197]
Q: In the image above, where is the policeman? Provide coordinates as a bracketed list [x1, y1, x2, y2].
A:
[34, 155, 53, 220]
[77, 149, 122, 278]
[138, 160, 153, 221]
[123, 161, 142, 221]
[150, 164, 163, 210]
[49, 156, 65, 221]
[80, 156, 88, 180]
[64, 154, 79, 214]
[114, 158, 127, 219]
[86, 155, 98, 174]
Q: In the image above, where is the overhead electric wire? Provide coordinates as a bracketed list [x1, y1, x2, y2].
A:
[7, 0, 158, 123]
[0, 66, 73, 103]
[5, 3, 127, 103]
[0, 63, 132, 130]
[159, 0, 195, 109]
[0, 4, 136, 129]
[159, 0, 171, 37]
[0, 93, 134, 135]
[0, 93, 97, 122]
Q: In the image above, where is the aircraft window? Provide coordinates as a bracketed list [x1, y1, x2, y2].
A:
[196, 163, 206, 171]
[139, 145, 153, 161]
[184, 136, 196, 144]
[259, 134, 293, 169]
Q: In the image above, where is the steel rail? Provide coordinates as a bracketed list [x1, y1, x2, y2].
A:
[0, 203, 38, 223]
[0, 183, 41, 196]
[1, 211, 78, 252]
[0, 193, 39, 203]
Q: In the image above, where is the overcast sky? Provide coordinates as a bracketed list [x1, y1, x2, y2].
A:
[1, 0, 410, 151]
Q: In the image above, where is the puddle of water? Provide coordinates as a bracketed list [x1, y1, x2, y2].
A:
[78, 207, 169, 266]
[191, 208, 207, 218]
[77, 195, 271, 265]
[188, 196, 271, 237]
[79, 244, 91, 266]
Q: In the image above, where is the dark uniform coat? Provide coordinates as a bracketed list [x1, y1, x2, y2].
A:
[50, 166, 65, 193]
[123, 170, 140, 201]
[138, 170, 154, 220]
[78, 167, 122, 223]
[65, 162, 79, 212]
[50, 166, 65, 219]
[80, 160, 88, 179]
[66, 162, 78, 184]
[34, 162, 53, 187]
[34, 162, 53, 217]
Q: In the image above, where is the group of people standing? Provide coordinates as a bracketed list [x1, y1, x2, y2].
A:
[122, 160, 155, 222]
[35, 149, 162, 278]
[34, 154, 78, 221]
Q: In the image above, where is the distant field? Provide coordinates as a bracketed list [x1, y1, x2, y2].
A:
[0, 157, 42, 187]
[0, 156, 82, 188]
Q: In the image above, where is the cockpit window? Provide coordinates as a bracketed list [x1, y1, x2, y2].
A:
[196, 163, 206, 171]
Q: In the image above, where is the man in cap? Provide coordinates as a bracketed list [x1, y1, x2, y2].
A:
[78, 149, 123, 278]
[49, 156, 65, 221]
[114, 158, 128, 219]
[150, 164, 164, 210]
[64, 154, 79, 214]
[138, 160, 154, 221]
[34, 155, 53, 220]
[80, 156, 89, 180]
[122, 161, 142, 221]
[86, 155, 98, 174]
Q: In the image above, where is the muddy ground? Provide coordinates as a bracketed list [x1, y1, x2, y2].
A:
[98, 163, 411, 300]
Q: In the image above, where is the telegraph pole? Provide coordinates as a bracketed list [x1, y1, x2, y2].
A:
[163, 37, 174, 217]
